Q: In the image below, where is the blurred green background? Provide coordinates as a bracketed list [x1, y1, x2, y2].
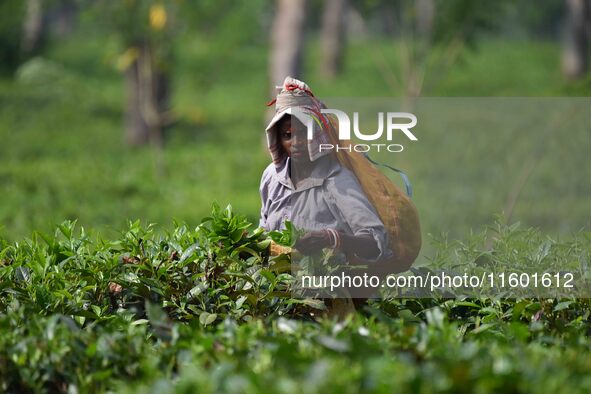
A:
[0, 0, 590, 251]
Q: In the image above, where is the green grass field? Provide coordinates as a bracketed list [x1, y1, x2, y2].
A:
[1, 35, 589, 248]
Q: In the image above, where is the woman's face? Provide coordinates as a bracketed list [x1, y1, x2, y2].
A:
[277, 115, 308, 160]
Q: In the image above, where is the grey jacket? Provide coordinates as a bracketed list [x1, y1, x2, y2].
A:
[259, 156, 391, 263]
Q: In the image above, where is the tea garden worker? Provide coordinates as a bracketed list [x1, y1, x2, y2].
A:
[259, 77, 393, 265]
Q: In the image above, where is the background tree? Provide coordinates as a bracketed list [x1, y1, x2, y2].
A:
[562, 0, 591, 79]
[0, 0, 26, 74]
[21, 0, 45, 55]
[320, 0, 349, 78]
[47, 0, 78, 38]
[99, 1, 176, 147]
[352, 0, 508, 97]
[269, 0, 307, 92]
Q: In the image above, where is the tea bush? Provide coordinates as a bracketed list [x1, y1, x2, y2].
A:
[1, 205, 591, 393]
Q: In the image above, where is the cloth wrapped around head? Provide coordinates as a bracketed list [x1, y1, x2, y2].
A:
[265, 77, 333, 167]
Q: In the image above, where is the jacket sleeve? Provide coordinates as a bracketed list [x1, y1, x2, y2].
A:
[325, 169, 391, 263]
[258, 164, 273, 229]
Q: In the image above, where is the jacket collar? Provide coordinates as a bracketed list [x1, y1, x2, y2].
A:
[273, 156, 340, 192]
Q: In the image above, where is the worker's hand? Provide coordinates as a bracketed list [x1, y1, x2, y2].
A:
[294, 230, 331, 255]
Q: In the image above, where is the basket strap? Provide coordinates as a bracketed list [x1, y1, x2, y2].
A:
[363, 153, 413, 198]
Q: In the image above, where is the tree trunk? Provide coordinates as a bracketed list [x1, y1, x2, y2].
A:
[49, 1, 77, 38]
[21, 0, 44, 54]
[379, 1, 396, 37]
[415, 0, 435, 38]
[269, 0, 307, 92]
[562, 0, 591, 79]
[125, 48, 150, 147]
[320, 0, 348, 79]
[405, 0, 435, 97]
[124, 42, 169, 147]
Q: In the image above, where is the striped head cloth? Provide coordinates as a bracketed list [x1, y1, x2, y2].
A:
[265, 77, 333, 167]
